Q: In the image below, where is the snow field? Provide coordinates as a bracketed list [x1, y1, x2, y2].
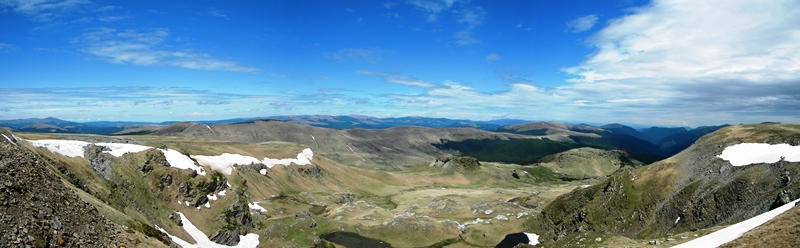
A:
[717, 143, 800, 166]
[156, 212, 259, 248]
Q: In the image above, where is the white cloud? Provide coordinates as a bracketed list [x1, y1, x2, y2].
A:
[207, 7, 227, 18]
[97, 15, 127, 22]
[559, 0, 800, 124]
[0, 0, 89, 20]
[324, 48, 393, 64]
[456, 7, 484, 26]
[453, 7, 485, 45]
[382, 0, 800, 125]
[0, 42, 15, 51]
[567, 0, 800, 84]
[408, 0, 456, 16]
[485, 53, 501, 63]
[95, 5, 118, 12]
[78, 28, 259, 73]
[404, 1, 483, 45]
[358, 71, 436, 88]
[454, 29, 480, 45]
[566, 14, 598, 32]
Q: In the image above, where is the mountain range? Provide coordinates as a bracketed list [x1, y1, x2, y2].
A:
[1, 120, 797, 247]
[0, 116, 727, 164]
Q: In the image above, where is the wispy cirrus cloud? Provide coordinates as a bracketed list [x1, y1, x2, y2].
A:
[0, 42, 16, 51]
[453, 6, 484, 45]
[358, 70, 436, 88]
[404, 0, 483, 45]
[207, 7, 228, 18]
[0, 0, 89, 21]
[324, 48, 393, 64]
[0, 87, 376, 121]
[485, 53, 500, 63]
[77, 28, 260, 73]
[0, 87, 276, 121]
[406, 0, 459, 22]
[566, 14, 598, 33]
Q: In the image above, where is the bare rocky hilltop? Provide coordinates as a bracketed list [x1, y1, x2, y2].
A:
[0, 128, 124, 247]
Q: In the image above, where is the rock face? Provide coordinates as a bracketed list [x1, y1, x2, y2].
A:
[178, 171, 227, 205]
[84, 144, 114, 180]
[0, 136, 123, 246]
[329, 192, 357, 204]
[212, 188, 254, 246]
[429, 156, 481, 170]
[529, 124, 800, 246]
[298, 164, 325, 178]
[142, 149, 169, 173]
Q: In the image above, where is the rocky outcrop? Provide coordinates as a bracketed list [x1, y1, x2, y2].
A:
[142, 149, 169, 173]
[211, 229, 241, 246]
[298, 164, 325, 178]
[0, 137, 123, 246]
[178, 171, 227, 204]
[84, 144, 114, 180]
[212, 187, 254, 245]
[429, 156, 481, 170]
[329, 192, 357, 204]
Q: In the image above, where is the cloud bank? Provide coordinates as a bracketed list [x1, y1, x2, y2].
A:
[382, 0, 800, 125]
[78, 28, 259, 73]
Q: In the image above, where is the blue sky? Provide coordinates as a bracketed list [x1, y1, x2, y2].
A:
[1, 0, 798, 126]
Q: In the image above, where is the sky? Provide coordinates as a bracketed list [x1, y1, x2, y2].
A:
[0, 0, 798, 126]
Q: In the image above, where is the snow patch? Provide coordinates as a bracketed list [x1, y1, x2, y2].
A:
[96, 143, 152, 157]
[717, 143, 800, 166]
[28, 139, 208, 175]
[160, 148, 206, 176]
[204, 202, 211, 208]
[675, 216, 681, 224]
[673, 198, 800, 248]
[191, 153, 260, 175]
[156, 212, 259, 248]
[2, 134, 15, 145]
[192, 148, 315, 175]
[218, 190, 227, 196]
[248, 202, 267, 213]
[524, 232, 539, 246]
[28, 139, 90, 158]
[207, 194, 218, 201]
[259, 169, 267, 175]
[261, 148, 314, 168]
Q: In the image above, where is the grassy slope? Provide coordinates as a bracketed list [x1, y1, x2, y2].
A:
[525, 124, 800, 247]
[720, 204, 800, 248]
[17, 132, 582, 247]
[537, 147, 638, 180]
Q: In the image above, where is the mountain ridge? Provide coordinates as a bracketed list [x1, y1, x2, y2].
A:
[526, 124, 800, 246]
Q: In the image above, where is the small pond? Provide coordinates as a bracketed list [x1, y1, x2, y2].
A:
[321, 232, 392, 248]
[496, 232, 536, 248]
